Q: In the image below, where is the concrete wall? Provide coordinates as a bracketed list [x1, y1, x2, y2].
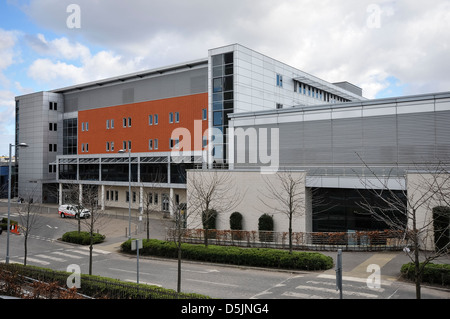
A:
[186, 170, 309, 233]
[406, 172, 450, 251]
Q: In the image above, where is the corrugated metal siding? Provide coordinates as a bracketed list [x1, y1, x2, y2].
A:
[234, 110, 450, 168]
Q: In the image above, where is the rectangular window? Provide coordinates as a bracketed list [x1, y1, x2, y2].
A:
[276, 103, 283, 109]
[85, 122, 89, 131]
[115, 191, 118, 201]
[148, 193, 153, 204]
[154, 139, 158, 150]
[106, 142, 110, 151]
[149, 139, 153, 150]
[123, 141, 127, 150]
[111, 119, 114, 128]
[111, 141, 114, 151]
[123, 118, 127, 127]
[202, 108, 207, 120]
[54, 123, 57, 131]
[276, 74, 283, 87]
[81, 122, 85, 131]
[175, 112, 179, 123]
[132, 191, 136, 203]
[149, 115, 153, 125]
[128, 140, 132, 150]
[154, 114, 158, 125]
[154, 193, 158, 204]
[49, 123, 53, 131]
[106, 120, 109, 129]
[169, 112, 173, 123]
[128, 117, 132, 127]
[126, 191, 129, 203]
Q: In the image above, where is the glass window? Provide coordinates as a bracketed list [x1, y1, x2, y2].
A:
[213, 111, 222, 126]
[276, 74, 283, 87]
[169, 112, 173, 123]
[128, 117, 132, 127]
[154, 114, 158, 125]
[154, 139, 158, 149]
[106, 120, 109, 129]
[123, 118, 127, 127]
[213, 78, 223, 93]
[175, 112, 179, 123]
[202, 108, 207, 120]
[149, 115, 153, 125]
[149, 139, 153, 150]
[111, 119, 114, 128]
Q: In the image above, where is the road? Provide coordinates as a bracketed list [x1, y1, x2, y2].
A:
[1, 202, 449, 300]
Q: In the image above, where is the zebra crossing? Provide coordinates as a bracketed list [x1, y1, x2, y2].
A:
[253, 273, 395, 299]
[9, 246, 111, 267]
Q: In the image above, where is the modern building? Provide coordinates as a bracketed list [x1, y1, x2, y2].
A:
[15, 44, 449, 250]
[14, 44, 364, 213]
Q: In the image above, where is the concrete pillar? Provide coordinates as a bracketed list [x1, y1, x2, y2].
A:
[169, 187, 175, 217]
[101, 184, 105, 210]
[59, 183, 63, 206]
[79, 184, 83, 206]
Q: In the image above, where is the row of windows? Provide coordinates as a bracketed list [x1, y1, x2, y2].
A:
[105, 190, 179, 206]
[295, 81, 350, 103]
[87, 109, 208, 132]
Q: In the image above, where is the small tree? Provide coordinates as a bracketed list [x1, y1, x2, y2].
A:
[258, 213, 274, 242]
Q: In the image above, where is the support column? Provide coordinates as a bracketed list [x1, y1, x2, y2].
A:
[79, 184, 83, 206]
[59, 183, 63, 206]
[101, 184, 105, 211]
[139, 186, 144, 213]
[169, 188, 175, 218]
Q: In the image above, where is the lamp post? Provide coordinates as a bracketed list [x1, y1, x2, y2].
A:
[118, 149, 131, 239]
[6, 143, 28, 264]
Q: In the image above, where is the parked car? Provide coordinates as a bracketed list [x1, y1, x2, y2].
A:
[58, 204, 91, 219]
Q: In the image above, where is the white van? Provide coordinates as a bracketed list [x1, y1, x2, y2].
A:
[58, 205, 91, 219]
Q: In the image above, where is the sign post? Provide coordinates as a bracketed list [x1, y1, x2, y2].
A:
[131, 239, 143, 285]
[336, 249, 343, 299]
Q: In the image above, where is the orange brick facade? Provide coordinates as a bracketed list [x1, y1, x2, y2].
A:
[77, 93, 208, 154]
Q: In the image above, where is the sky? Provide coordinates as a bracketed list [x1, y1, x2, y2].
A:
[0, 0, 449, 156]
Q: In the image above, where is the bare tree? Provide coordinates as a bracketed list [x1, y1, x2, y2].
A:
[61, 183, 109, 275]
[357, 158, 450, 299]
[187, 170, 243, 247]
[260, 170, 306, 254]
[16, 188, 43, 266]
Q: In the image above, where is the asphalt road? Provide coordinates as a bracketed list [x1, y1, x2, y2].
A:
[1, 201, 449, 300]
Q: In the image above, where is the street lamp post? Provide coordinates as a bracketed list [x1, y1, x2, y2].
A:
[118, 149, 131, 239]
[6, 143, 28, 264]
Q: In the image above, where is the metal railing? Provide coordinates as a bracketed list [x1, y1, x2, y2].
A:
[166, 228, 408, 251]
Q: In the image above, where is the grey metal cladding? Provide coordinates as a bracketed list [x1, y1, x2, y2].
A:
[63, 67, 207, 112]
[234, 110, 450, 167]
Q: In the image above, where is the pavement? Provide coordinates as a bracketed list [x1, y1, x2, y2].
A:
[3, 200, 450, 291]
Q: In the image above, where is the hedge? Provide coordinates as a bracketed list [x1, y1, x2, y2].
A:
[0, 263, 209, 299]
[401, 262, 450, 286]
[61, 231, 106, 245]
[121, 239, 334, 271]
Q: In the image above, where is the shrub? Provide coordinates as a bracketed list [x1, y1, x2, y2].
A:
[401, 262, 450, 286]
[121, 239, 334, 271]
[1, 218, 18, 231]
[258, 214, 274, 242]
[62, 231, 105, 245]
[230, 212, 243, 240]
[230, 212, 243, 230]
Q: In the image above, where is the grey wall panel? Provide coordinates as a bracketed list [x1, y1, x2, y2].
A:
[63, 67, 207, 112]
[234, 110, 450, 170]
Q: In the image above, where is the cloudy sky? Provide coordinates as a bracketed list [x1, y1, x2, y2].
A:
[0, 0, 449, 155]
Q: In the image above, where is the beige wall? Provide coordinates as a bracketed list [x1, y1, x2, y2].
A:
[406, 172, 450, 251]
[186, 170, 310, 233]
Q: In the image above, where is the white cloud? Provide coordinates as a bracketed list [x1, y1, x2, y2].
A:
[19, 0, 450, 98]
[27, 36, 144, 88]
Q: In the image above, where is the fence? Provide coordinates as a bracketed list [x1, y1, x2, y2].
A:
[166, 229, 408, 251]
